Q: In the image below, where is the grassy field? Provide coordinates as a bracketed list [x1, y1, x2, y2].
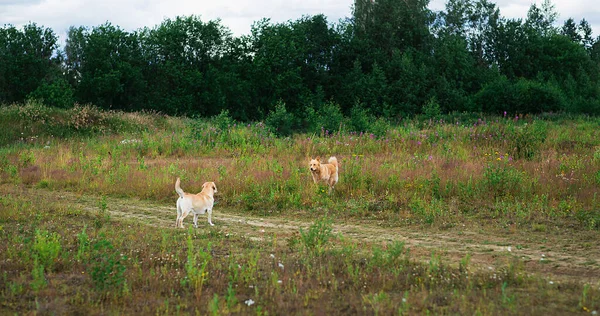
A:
[1, 102, 599, 314]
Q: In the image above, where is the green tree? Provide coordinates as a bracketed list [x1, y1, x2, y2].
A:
[141, 16, 232, 115]
[0, 23, 60, 104]
[66, 23, 146, 111]
[249, 15, 340, 117]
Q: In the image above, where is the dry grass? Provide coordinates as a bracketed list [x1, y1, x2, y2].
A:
[1, 105, 600, 314]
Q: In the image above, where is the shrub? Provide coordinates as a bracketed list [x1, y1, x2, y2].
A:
[89, 235, 127, 292]
[33, 229, 61, 271]
[299, 216, 333, 256]
[483, 163, 524, 197]
[474, 77, 565, 114]
[210, 109, 235, 133]
[510, 121, 548, 160]
[27, 78, 75, 109]
[349, 102, 374, 133]
[304, 101, 345, 135]
[265, 101, 297, 137]
[422, 96, 442, 119]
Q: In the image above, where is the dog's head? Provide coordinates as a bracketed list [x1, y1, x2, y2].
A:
[202, 182, 217, 195]
[309, 157, 321, 172]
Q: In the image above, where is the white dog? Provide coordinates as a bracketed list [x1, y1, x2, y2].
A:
[175, 177, 217, 228]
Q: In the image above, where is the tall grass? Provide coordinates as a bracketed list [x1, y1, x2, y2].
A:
[0, 190, 597, 314]
[2, 103, 598, 229]
[1, 103, 599, 313]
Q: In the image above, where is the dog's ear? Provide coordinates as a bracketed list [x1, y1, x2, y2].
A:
[316, 157, 321, 162]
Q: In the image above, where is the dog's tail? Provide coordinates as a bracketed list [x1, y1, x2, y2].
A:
[328, 156, 338, 168]
[175, 177, 185, 198]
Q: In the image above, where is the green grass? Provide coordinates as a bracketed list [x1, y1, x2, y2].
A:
[1, 103, 599, 314]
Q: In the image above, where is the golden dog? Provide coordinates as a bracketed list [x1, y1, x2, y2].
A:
[309, 156, 339, 193]
[175, 177, 217, 228]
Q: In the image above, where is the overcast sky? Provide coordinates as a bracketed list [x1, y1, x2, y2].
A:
[1, 0, 599, 46]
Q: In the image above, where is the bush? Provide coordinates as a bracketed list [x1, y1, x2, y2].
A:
[89, 235, 127, 292]
[507, 121, 548, 160]
[304, 101, 345, 135]
[422, 96, 442, 119]
[349, 102, 374, 133]
[210, 109, 235, 133]
[27, 78, 75, 109]
[474, 77, 565, 114]
[299, 216, 334, 256]
[33, 229, 61, 271]
[265, 101, 297, 137]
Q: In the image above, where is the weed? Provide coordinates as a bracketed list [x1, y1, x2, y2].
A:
[30, 258, 46, 292]
[95, 196, 110, 229]
[299, 216, 334, 256]
[183, 228, 211, 294]
[209, 293, 220, 316]
[579, 284, 590, 311]
[225, 282, 238, 310]
[89, 234, 127, 292]
[76, 225, 89, 262]
[32, 229, 61, 271]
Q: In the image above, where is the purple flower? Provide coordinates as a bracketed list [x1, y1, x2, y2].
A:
[504, 111, 507, 117]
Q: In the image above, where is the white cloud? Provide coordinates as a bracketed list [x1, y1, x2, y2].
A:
[1, 0, 598, 45]
[430, 0, 600, 34]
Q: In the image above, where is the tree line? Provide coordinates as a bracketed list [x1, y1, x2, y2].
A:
[1, 0, 600, 125]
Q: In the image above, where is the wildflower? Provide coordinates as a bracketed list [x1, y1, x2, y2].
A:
[245, 299, 255, 306]
[278, 263, 284, 270]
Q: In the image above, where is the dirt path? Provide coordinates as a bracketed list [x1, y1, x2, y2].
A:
[27, 188, 600, 284]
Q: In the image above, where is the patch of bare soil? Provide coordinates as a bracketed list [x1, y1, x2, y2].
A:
[8, 185, 600, 284]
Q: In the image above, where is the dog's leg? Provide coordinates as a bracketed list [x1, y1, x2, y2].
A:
[312, 173, 319, 184]
[179, 210, 190, 228]
[193, 213, 199, 228]
[207, 209, 214, 226]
